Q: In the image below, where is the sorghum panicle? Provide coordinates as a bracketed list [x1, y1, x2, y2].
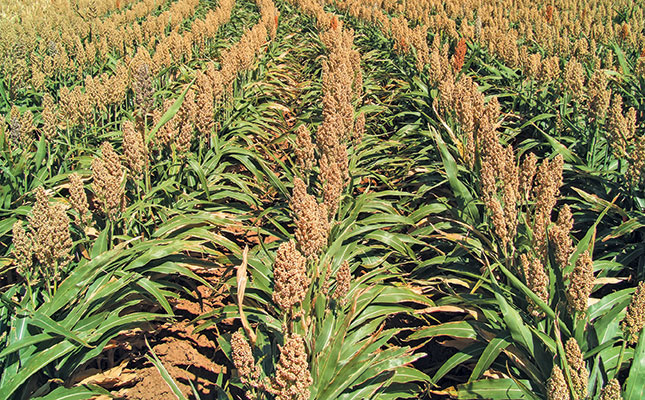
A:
[501, 146, 520, 245]
[41, 93, 58, 140]
[566, 251, 594, 316]
[319, 153, 344, 217]
[622, 281, 645, 344]
[133, 63, 153, 113]
[563, 57, 585, 101]
[195, 76, 215, 137]
[176, 120, 193, 155]
[91, 142, 126, 221]
[629, 136, 645, 186]
[606, 95, 634, 159]
[294, 125, 315, 171]
[333, 260, 351, 305]
[28, 187, 73, 278]
[599, 379, 623, 400]
[69, 173, 90, 225]
[547, 365, 570, 400]
[551, 205, 574, 271]
[231, 331, 260, 383]
[519, 152, 537, 200]
[565, 338, 588, 399]
[291, 178, 329, 257]
[122, 120, 147, 178]
[270, 334, 313, 400]
[587, 70, 611, 122]
[487, 197, 508, 247]
[451, 38, 467, 71]
[520, 253, 549, 318]
[19, 110, 36, 148]
[272, 240, 309, 312]
[532, 155, 564, 262]
[12, 221, 33, 277]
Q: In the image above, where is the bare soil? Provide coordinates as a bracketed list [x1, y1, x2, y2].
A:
[73, 267, 237, 400]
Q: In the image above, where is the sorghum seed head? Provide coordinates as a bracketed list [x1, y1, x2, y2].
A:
[520, 253, 549, 318]
[19, 110, 35, 148]
[91, 142, 126, 221]
[271, 334, 312, 400]
[533, 155, 564, 262]
[294, 124, 315, 171]
[272, 240, 309, 312]
[587, 70, 611, 122]
[563, 58, 585, 101]
[547, 365, 570, 400]
[487, 196, 508, 247]
[291, 178, 329, 258]
[28, 187, 73, 277]
[69, 173, 90, 225]
[622, 282, 645, 345]
[12, 221, 33, 277]
[551, 205, 574, 271]
[566, 251, 594, 317]
[319, 153, 344, 217]
[41, 93, 58, 140]
[606, 95, 636, 161]
[122, 120, 147, 178]
[565, 338, 588, 399]
[133, 62, 153, 113]
[333, 260, 351, 305]
[175, 119, 193, 155]
[231, 331, 260, 383]
[599, 379, 623, 400]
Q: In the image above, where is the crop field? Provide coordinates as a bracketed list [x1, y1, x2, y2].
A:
[0, 0, 644, 399]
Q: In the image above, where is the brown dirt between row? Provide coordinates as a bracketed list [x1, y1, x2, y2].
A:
[76, 266, 238, 400]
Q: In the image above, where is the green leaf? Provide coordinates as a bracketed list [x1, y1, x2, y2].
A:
[588, 288, 634, 322]
[457, 378, 534, 399]
[612, 43, 631, 75]
[29, 311, 93, 348]
[146, 80, 195, 145]
[137, 277, 174, 316]
[430, 127, 479, 223]
[408, 321, 480, 340]
[0, 333, 55, 358]
[469, 335, 510, 382]
[432, 344, 485, 385]
[391, 367, 432, 384]
[0, 341, 76, 399]
[90, 226, 110, 259]
[187, 158, 211, 201]
[497, 264, 570, 336]
[539, 130, 582, 164]
[492, 289, 534, 356]
[570, 201, 611, 266]
[34, 136, 46, 168]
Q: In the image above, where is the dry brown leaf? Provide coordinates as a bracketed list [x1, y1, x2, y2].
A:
[414, 305, 482, 320]
[594, 277, 627, 285]
[73, 360, 139, 389]
[236, 245, 256, 345]
[482, 369, 509, 379]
